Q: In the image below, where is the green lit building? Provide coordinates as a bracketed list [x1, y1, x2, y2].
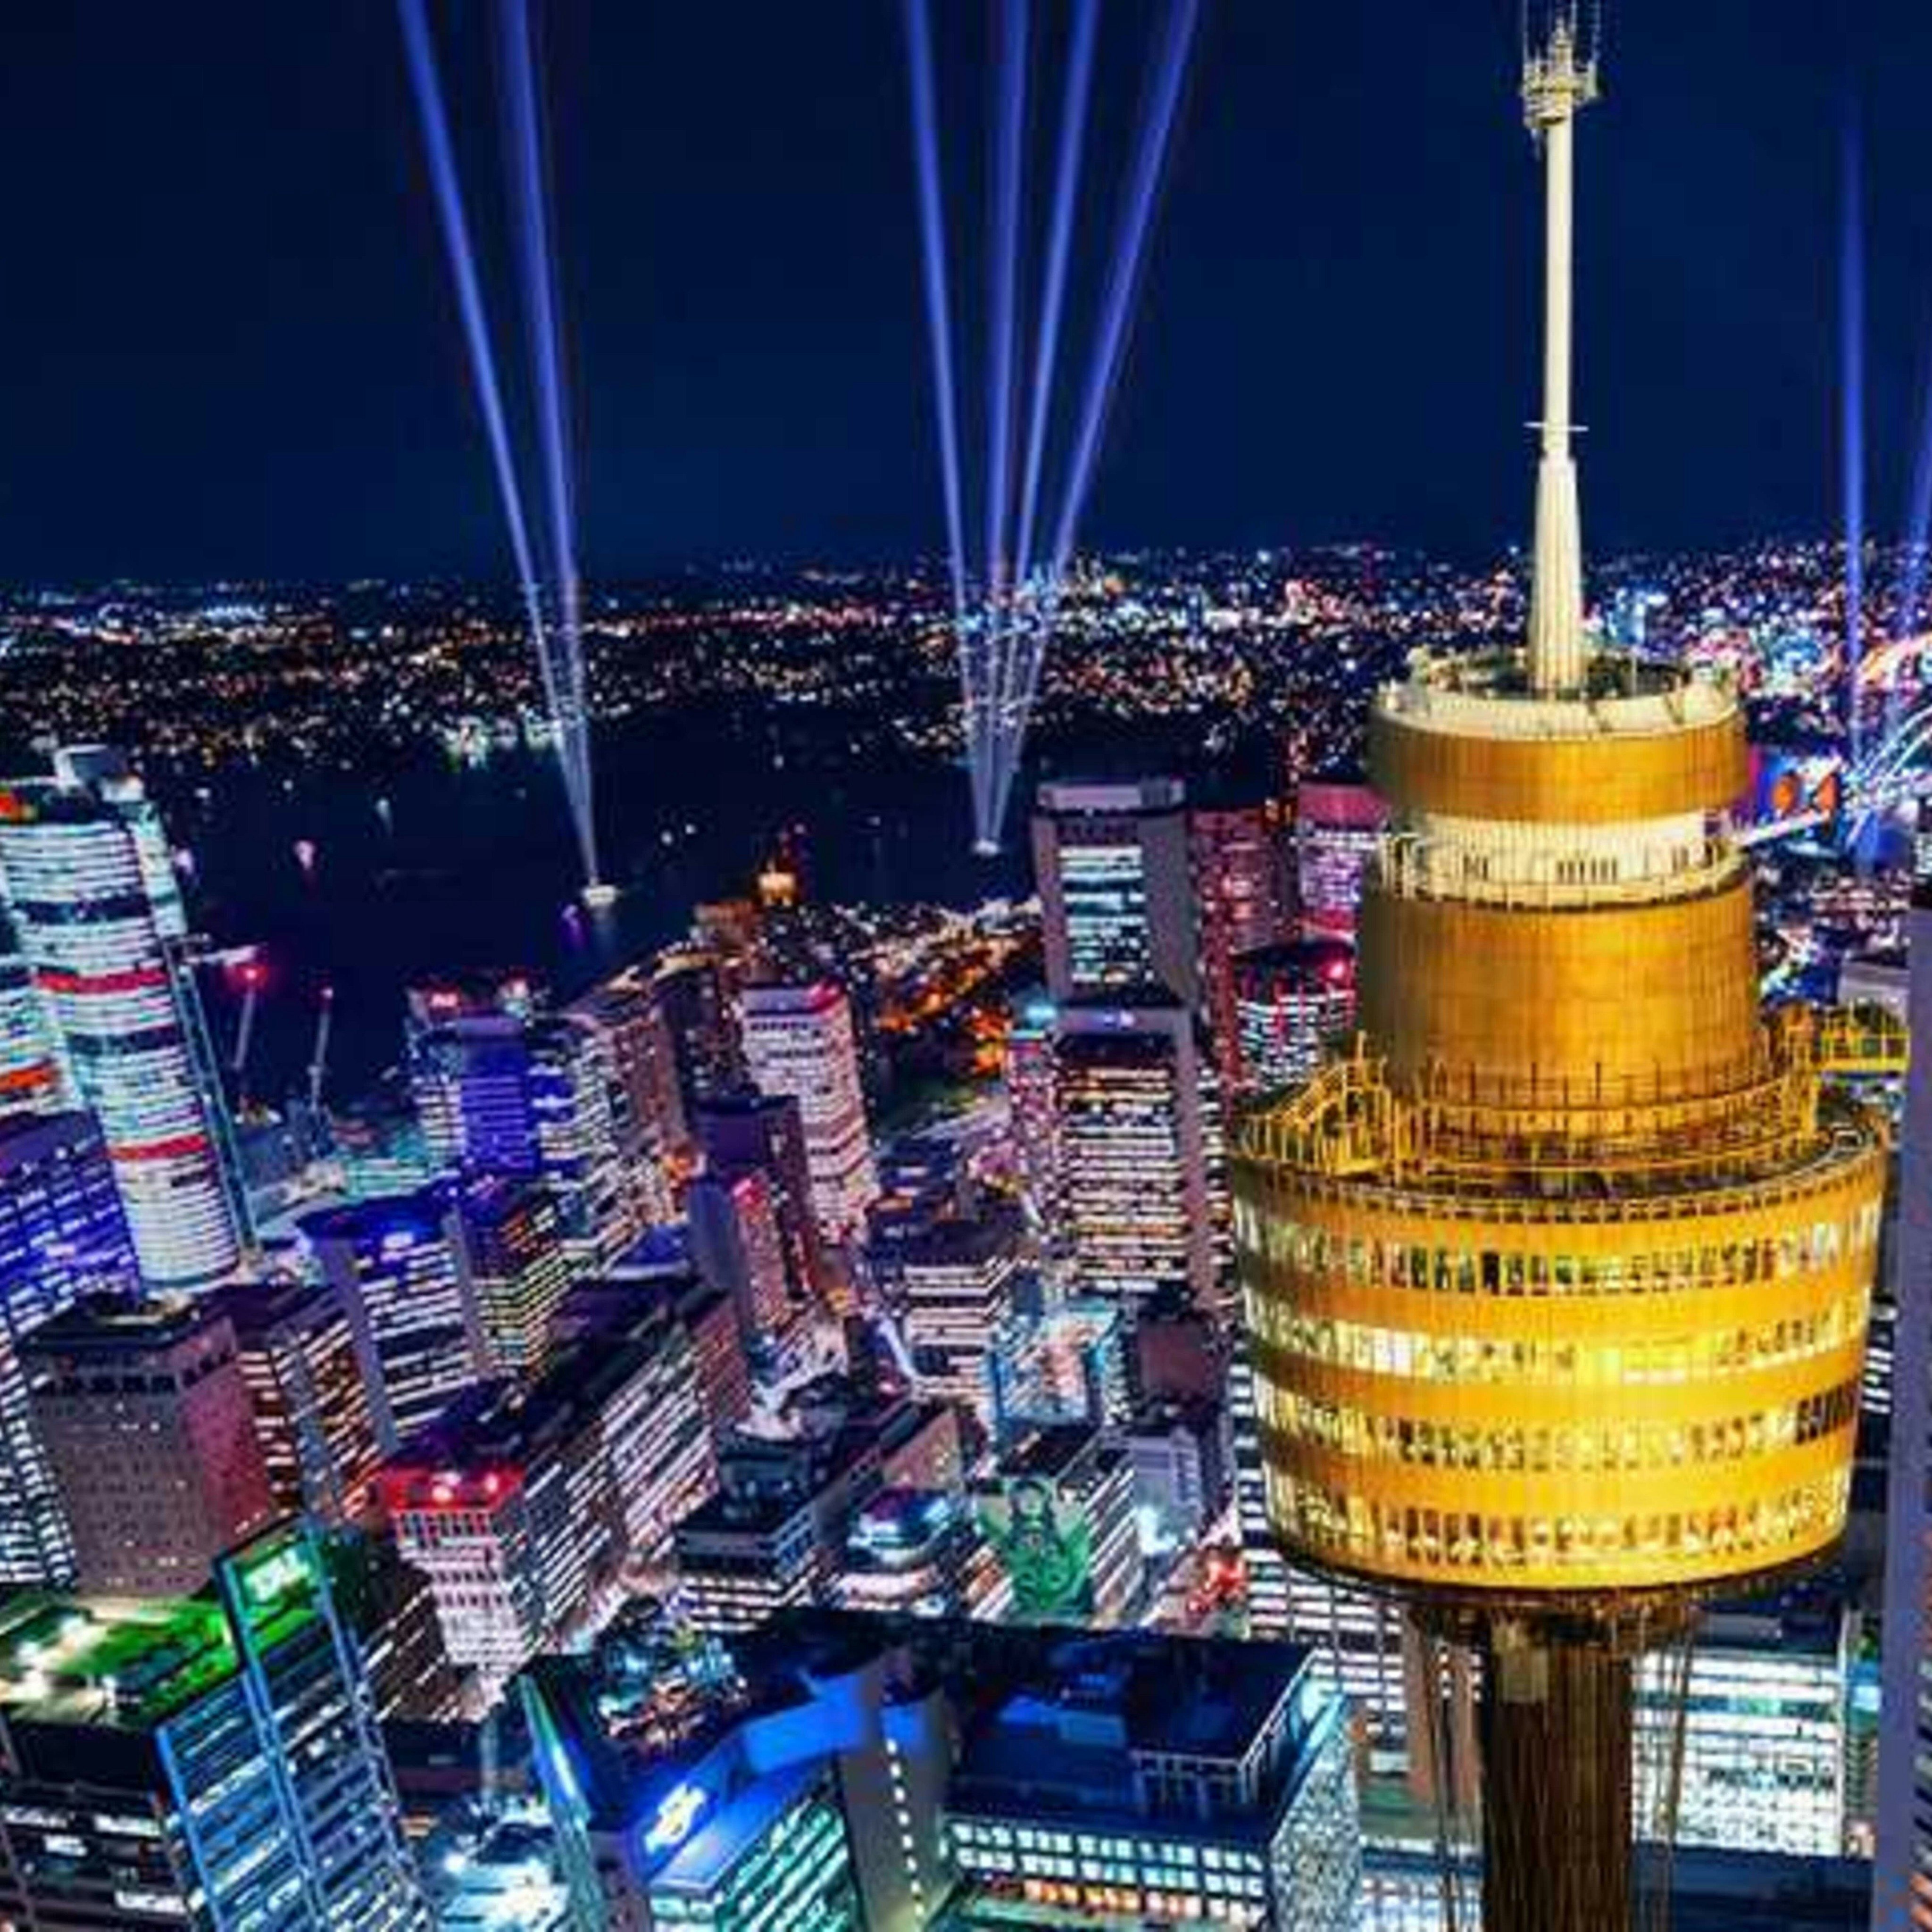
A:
[0, 1525, 426, 1930]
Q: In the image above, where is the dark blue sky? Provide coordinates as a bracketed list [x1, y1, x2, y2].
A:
[0, 1, 1925, 584]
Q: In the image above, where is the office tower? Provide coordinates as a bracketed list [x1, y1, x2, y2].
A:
[1192, 801, 1290, 1083]
[898, 1205, 1022, 1426]
[0, 1528, 427, 1930]
[299, 1187, 491, 1453]
[1126, 1397, 1229, 1552]
[455, 1172, 573, 1376]
[989, 1299, 1130, 1441]
[1033, 778, 1197, 1003]
[836, 1486, 1005, 1618]
[1292, 775, 1387, 942]
[655, 947, 744, 1112]
[672, 1424, 887, 1636]
[1050, 996, 1215, 1310]
[383, 1308, 714, 1689]
[567, 962, 691, 1174]
[739, 982, 879, 1242]
[694, 1089, 827, 1303]
[1232, 937, 1357, 1095]
[1233, 19, 1885, 1930]
[0, 1113, 139, 1583]
[685, 1168, 795, 1349]
[0, 905, 65, 1116]
[975, 1424, 1141, 1625]
[1004, 989, 1062, 1233]
[23, 1295, 274, 1598]
[1878, 834, 1932, 1926]
[409, 1008, 642, 1267]
[527, 1608, 1358, 1932]
[210, 1277, 382, 1526]
[1633, 1592, 1850, 1858]
[0, 746, 247, 1288]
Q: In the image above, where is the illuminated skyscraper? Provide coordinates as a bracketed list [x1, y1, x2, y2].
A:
[1191, 801, 1289, 1083]
[1292, 776, 1386, 943]
[299, 1187, 491, 1453]
[686, 1167, 795, 1350]
[455, 1171, 574, 1376]
[23, 1295, 275, 1599]
[1004, 989, 1061, 1235]
[1233, 17, 1885, 1930]
[0, 1528, 427, 1931]
[1232, 938, 1357, 1097]
[1033, 779, 1197, 1004]
[899, 1205, 1023, 1427]
[1051, 997, 1215, 1311]
[0, 747, 247, 1289]
[739, 982, 879, 1242]
[0, 905, 65, 1117]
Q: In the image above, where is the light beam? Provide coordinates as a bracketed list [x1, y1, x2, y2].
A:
[1842, 109, 1866, 764]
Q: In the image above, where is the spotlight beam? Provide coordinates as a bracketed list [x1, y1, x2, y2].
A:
[987, 0, 1200, 839]
[396, 0, 566, 799]
[1842, 108, 1866, 762]
[500, 0, 599, 885]
[1899, 350, 1932, 663]
[902, 0, 990, 842]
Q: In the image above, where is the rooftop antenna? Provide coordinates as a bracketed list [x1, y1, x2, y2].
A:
[1522, 0, 1600, 695]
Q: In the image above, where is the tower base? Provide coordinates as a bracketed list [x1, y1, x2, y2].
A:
[1479, 1629, 1632, 1932]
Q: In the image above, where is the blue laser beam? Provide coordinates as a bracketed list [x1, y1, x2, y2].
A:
[398, 0, 577, 847]
[903, 0, 990, 844]
[500, 0, 599, 887]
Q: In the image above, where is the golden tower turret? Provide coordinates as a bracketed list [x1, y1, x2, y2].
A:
[1232, 10, 1887, 1930]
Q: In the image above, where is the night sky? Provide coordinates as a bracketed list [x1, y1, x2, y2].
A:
[0, 1, 1927, 585]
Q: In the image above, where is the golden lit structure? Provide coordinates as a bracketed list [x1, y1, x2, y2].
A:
[1232, 11, 1888, 1931]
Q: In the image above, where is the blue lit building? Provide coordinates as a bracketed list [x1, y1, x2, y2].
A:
[0, 1110, 137, 1584]
[521, 1610, 1358, 1932]
[0, 1525, 427, 1929]
[0, 747, 248, 1289]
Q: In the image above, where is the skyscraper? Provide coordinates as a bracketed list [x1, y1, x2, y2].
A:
[694, 1089, 827, 1303]
[1232, 938, 1357, 1096]
[1192, 801, 1290, 1083]
[23, 1295, 275, 1599]
[1292, 776, 1387, 943]
[739, 982, 879, 1243]
[686, 1167, 795, 1349]
[0, 746, 247, 1289]
[0, 1112, 137, 1584]
[455, 1171, 574, 1376]
[299, 1187, 491, 1454]
[0, 1527, 427, 1930]
[0, 904, 66, 1117]
[1233, 17, 1885, 1931]
[1033, 779, 1197, 1004]
[1051, 997, 1215, 1311]
[898, 1204, 1023, 1427]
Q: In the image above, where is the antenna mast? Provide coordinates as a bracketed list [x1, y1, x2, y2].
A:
[1523, 2, 1600, 695]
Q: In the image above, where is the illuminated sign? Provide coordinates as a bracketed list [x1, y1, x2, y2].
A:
[238, 1541, 313, 1610]
[642, 1782, 710, 1856]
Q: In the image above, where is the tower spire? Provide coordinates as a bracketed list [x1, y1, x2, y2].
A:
[1523, 5, 1599, 694]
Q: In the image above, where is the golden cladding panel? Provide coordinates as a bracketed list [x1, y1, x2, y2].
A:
[1358, 877, 1760, 1093]
[1370, 708, 1749, 824]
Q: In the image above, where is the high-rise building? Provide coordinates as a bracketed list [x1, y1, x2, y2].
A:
[0, 746, 247, 1288]
[455, 1172, 574, 1376]
[835, 1485, 1006, 1619]
[739, 982, 879, 1243]
[0, 1527, 427, 1930]
[567, 963, 690, 1190]
[210, 1277, 383, 1527]
[1233, 20, 1886, 1931]
[383, 1308, 715, 1689]
[1292, 776, 1387, 943]
[1232, 937, 1357, 1096]
[0, 1112, 139, 1583]
[0, 904, 66, 1117]
[988, 1299, 1130, 1442]
[299, 1187, 491, 1453]
[654, 947, 744, 1112]
[1050, 996, 1215, 1310]
[694, 1089, 827, 1304]
[898, 1205, 1023, 1427]
[1004, 989, 1062, 1235]
[1192, 801, 1290, 1083]
[1033, 778, 1197, 1003]
[685, 1168, 795, 1350]
[23, 1294, 275, 1599]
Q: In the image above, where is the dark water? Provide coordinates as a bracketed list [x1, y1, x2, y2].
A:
[161, 705, 1270, 1108]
